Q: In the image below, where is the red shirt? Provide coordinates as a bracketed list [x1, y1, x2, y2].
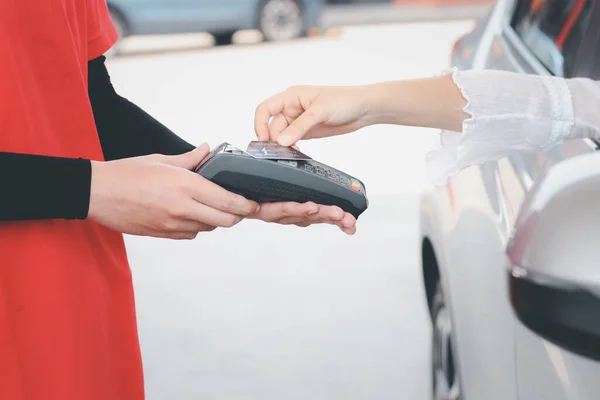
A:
[0, 1, 144, 399]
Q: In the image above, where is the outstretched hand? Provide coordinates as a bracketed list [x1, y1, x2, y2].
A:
[254, 85, 373, 147]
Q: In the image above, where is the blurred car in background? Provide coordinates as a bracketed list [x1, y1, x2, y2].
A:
[106, 0, 324, 54]
[420, 0, 600, 399]
[326, 0, 390, 4]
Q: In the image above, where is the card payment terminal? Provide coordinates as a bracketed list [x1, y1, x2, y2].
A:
[196, 142, 368, 219]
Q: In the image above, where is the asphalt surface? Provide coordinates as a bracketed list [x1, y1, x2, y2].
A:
[107, 20, 474, 400]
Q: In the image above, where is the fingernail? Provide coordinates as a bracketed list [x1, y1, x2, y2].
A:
[278, 135, 291, 147]
[342, 227, 356, 235]
[198, 143, 209, 151]
[307, 207, 319, 215]
[255, 204, 261, 214]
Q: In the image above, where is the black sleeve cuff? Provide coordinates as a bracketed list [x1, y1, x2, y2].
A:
[0, 153, 91, 221]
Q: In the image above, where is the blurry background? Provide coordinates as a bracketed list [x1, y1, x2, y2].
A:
[106, 0, 491, 398]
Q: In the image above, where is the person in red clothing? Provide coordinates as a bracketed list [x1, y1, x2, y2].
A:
[0, 1, 357, 399]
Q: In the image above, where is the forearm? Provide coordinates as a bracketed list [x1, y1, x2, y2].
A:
[365, 73, 469, 132]
[363, 69, 600, 142]
[0, 153, 90, 221]
[0, 57, 197, 223]
[88, 56, 195, 161]
[392, 68, 584, 185]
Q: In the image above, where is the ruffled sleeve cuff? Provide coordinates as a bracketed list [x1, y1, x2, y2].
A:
[425, 67, 574, 186]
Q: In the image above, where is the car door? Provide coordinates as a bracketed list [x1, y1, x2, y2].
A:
[482, 0, 600, 399]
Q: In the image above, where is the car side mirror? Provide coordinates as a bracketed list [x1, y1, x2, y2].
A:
[507, 152, 600, 361]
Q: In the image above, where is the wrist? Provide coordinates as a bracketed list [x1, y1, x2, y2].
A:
[362, 76, 469, 131]
[362, 81, 406, 126]
[88, 160, 105, 221]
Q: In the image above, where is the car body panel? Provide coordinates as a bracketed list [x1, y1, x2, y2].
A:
[516, 325, 600, 400]
[420, 0, 600, 399]
[421, 163, 519, 400]
[107, 0, 323, 36]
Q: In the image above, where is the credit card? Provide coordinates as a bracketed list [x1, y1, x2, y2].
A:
[246, 141, 312, 160]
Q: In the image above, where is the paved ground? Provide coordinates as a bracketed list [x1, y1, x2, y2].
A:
[107, 20, 473, 400]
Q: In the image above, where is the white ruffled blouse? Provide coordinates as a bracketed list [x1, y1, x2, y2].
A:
[426, 68, 600, 186]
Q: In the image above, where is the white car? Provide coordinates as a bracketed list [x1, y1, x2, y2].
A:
[419, 0, 600, 399]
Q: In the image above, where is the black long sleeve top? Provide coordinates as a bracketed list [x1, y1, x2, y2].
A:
[0, 56, 195, 222]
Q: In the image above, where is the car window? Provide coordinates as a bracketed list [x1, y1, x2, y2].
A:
[511, 0, 592, 77]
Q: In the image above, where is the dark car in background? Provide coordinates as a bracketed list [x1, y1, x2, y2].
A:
[107, 0, 324, 53]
